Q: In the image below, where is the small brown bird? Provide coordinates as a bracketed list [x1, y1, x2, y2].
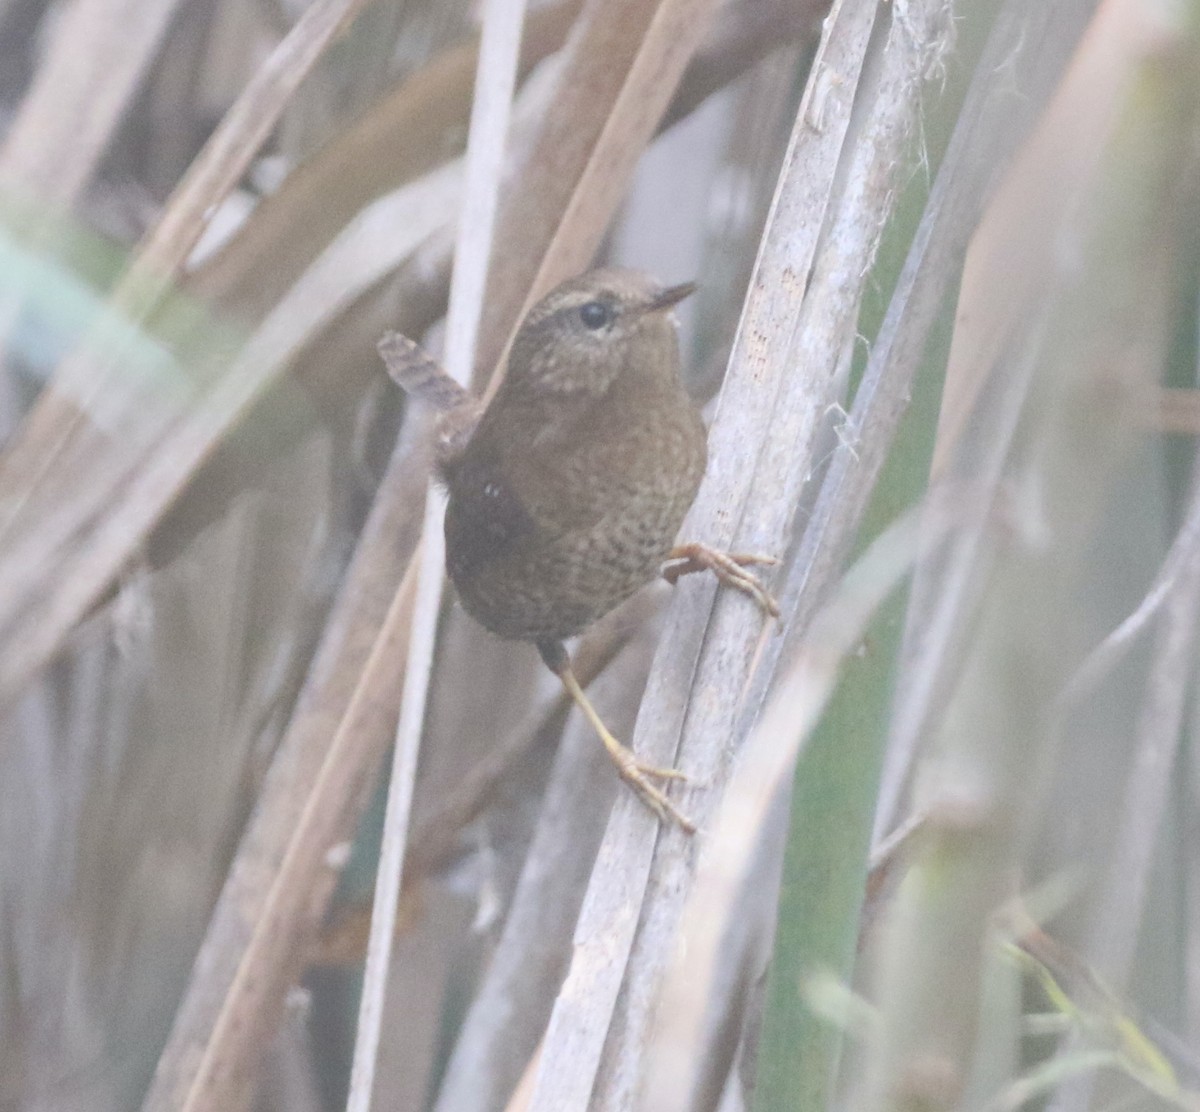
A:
[380, 268, 775, 830]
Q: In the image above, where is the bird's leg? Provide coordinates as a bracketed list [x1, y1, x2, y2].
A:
[662, 542, 780, 618]
[537, 640, 695, 833]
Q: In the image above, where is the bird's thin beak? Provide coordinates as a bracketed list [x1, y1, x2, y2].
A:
[646, 281, 697, 313]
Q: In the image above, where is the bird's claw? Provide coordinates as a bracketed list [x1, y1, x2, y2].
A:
[663, 542, 780, 618]
[610, 745, 695, 832]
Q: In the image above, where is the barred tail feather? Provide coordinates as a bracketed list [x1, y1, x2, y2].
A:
[377, 332, 472, 413]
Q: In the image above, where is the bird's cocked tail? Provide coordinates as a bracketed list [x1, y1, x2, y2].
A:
[378, 331, 483, 478]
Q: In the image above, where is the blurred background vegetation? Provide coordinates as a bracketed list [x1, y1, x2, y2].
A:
[0, 0, 1198, 1110]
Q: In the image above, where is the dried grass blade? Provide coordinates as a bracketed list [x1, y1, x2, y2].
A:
[1, 0, 378, 499]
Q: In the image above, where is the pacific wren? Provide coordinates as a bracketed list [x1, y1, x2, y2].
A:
[380, 268, 776, 831]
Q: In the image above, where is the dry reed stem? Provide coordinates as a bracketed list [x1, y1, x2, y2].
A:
[717, 0, 1053, 841]
[345, 0, 527, 1105]
[643, 0, 1091, 1081]
[585, 4, 955, 1106]
[344, 498, 446, 1112]
[645, 504, 939, 1109]
[763, 0, 1100, 845]
[527, 0, 884, 1105]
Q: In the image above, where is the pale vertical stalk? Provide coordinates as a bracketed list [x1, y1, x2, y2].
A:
[443, 0, 528, 383]
[343, 1, 528, 1109]
[342, 519, 444, 1112]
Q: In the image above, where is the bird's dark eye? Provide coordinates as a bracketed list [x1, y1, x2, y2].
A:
[578, 301, 613, 330]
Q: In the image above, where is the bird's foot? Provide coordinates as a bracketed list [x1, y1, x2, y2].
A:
[541, 638, 696, 832]
[663, 542, 780, 618]
[603, 737, 695, 833]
